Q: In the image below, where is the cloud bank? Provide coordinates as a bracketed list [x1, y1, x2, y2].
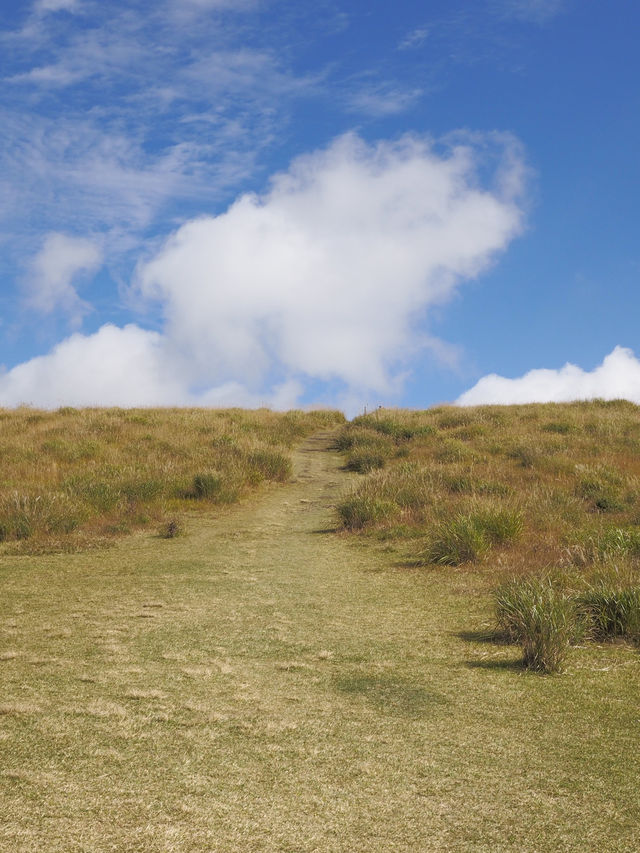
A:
[1, 132, 526, 409]
[457, 347, 640, 406]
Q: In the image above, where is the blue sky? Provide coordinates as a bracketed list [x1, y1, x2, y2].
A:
[0, 0, 638, 411]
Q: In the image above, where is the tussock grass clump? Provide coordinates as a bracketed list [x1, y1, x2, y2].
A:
[493, 564, 640, 674]
[336, 465, 437, 531]
[507, 443, 539, 468]
[495, 577, 577, 672]
[345, 449, 389, 473]
[337, 496, 399, 530]
[190, 473, 224, 500]
[566, 525, 640, 566]
[434, 439, 478, 464]
[472, 506, 524, 545]
[541, 420, 574, 435]
[577, 580, 640, 643]
[247, 449, 292, 482]
[0, 406, 344, 551]
[420, 506, 523, 566]
[421, 514, 491, 566]
[575, 465, 630, 512]
[159, 518, 183, 539]
[337, 429, 396, 473]
[0, 492, 86, 541]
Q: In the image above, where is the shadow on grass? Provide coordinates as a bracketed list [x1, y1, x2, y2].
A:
[391, 559, 435, 571]
[456, 629, 513, 645]
[465, 658, 524, 672]
[334, 672, 447, 717]
[457, 628, 524, 672]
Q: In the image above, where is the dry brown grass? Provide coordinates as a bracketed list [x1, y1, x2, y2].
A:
[0, 406, 343, 552]
[336, 401, 640, 575]
[2, 419, 639, 850]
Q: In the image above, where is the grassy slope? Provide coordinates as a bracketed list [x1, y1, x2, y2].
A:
[0, 407, 343, 552]
[335, 402, 640, 572]
[2, 426, 639, 851]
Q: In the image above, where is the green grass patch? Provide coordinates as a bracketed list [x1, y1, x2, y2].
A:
[494, 577, 577, 673]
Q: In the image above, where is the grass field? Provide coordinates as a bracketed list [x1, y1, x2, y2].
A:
[335, 402, 640, 670]
[1, 407, 639, 851]
[0, 406, 344, 553]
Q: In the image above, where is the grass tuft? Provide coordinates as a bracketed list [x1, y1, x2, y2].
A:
[495, 577, 576, 673]
[159, 518, 183, 539]
[419, 507, 523, 566]
[420, 515, 490, 566]
[337, 496, 399, 530]
[577, 581, 640, 643]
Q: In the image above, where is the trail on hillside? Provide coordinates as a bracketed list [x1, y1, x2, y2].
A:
[3, 430, 639, 852]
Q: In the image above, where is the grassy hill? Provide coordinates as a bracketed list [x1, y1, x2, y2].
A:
[0, 406, 344, 552]
[335, 401, 640, 670]
[1, 404, 639, 851]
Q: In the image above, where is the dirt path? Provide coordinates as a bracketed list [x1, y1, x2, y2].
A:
[2, 431, 457, 852]
[3, 431, 639, 852]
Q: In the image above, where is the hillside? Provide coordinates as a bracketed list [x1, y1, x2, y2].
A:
[1, 405, 639, 851]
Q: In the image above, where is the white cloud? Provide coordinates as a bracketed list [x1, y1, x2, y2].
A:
[0, 325, 184, 408]
[1, 132, 526, 410]
[137, 131, 525, 394]
[168, 0, 258, 13]
[24, 232, 102, 322]
[457, 347, 640, 406]
[7, 64, 82, 85]
[347, 83, 424, 117]
[0, 323, 301, 409]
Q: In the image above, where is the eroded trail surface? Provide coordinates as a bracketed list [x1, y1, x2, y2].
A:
[3, 431, 639, 853]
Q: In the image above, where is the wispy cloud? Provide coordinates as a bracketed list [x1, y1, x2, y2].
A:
[23, 232, 102, 325]
[495, 0, 567, 24]
[346, 81, 423, 117]
[34, 0, 81, 14]
[0, 2, 325, 256]
[457, 347, 640, 406]
[0, 10, 331, 315]
[398, 26, 430, 51]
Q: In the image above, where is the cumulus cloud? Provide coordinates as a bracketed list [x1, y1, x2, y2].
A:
[457, 347, 640, 406]
[0, 323, 302, 409]
[2, 131, 526, 410]
[138, 131, 526, 394]
[24, 232, 102, 323]
[0, 325, 170, 408]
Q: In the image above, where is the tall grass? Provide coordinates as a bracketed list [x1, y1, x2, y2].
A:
[578, 579, 640, 643]
[335, 403, 640, 574]
[0, 406, 344, 551]
[494, 566, 640, 673]
[495, 577, 577, 673]
[419, 506, 523, 566]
